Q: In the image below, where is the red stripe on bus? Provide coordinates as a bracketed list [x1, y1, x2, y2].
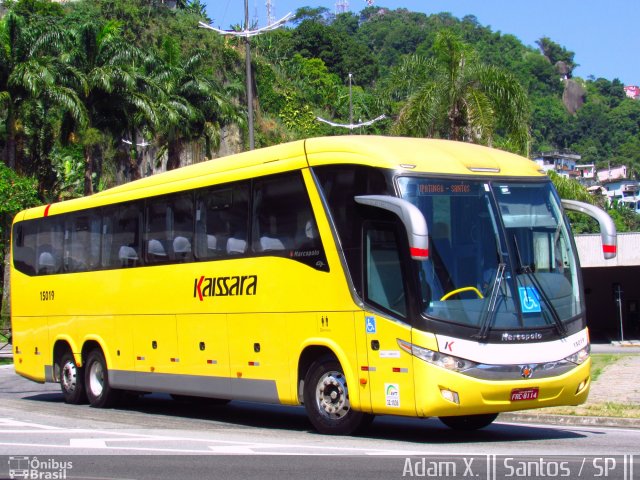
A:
[44, 204, 51, 217]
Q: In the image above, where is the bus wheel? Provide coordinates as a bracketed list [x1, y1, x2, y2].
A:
[84, 349, 120, 408]
[303, 357, 372, 435]
[438, 413, 498, 430]
[59, 352, 87, 404]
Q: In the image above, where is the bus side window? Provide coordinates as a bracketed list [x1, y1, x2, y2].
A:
[12, 222, 37, 275]
[194, 183, 249, 259]
[253, 173, 312, 253]
[364, 223, 407, 318]
[105, 204, 141, 268]
[64, 214, 100, 272]
[36, 218, 63, 275]
[171, 194, 194, 262]
[145, 199, 170, 264]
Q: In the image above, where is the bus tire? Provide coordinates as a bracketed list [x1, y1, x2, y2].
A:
[59, 352, 87, 405]
[303, 357, 372, 435]
[84, 349, 121, 408]
[438, 413, 498, 430]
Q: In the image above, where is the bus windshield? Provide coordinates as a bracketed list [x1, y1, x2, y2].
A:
[397, 177, 582, 336]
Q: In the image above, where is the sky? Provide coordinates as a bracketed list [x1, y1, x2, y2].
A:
[206, 1, 640, 85]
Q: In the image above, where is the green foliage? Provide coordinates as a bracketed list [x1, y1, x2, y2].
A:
[386, 30, 530, 155]
[0, 164, 39, 291]
[606, 202, 640, 233]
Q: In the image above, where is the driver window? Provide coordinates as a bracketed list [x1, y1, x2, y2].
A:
[364, 224, 407, 318]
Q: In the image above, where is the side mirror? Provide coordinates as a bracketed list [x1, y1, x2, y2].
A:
[354, 195, 429, 260]
[561, 199, 617, 259]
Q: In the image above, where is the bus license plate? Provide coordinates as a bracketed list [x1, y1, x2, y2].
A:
[510, 387, 539, 402]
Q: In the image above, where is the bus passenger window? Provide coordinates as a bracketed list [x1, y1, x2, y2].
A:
[64, 214, 101, 272]
[195, 183, 249, 259]
[171, 194, 193, 262]
[12, 222, 37, 275]
[36, 219, 63, 275]
[105, 204, 141, 268]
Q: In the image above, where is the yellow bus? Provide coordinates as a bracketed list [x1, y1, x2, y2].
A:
[10, 136, 617, 434]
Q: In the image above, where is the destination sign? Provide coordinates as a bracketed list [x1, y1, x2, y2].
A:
[416, 182, 476, 195]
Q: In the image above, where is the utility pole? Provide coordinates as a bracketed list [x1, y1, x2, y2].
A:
[199, 4, 292, 150]
[316, 73, 386, 131]
[244, 0, 254, 149]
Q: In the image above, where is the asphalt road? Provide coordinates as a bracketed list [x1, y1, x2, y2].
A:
[0, 365, 638, 480]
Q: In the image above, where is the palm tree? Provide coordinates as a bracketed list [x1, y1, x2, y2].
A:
[387, 30, 530, 155]
[64, 21, 160, 185]
[0, 12, 87, 173]
[150, 37, 241, 170]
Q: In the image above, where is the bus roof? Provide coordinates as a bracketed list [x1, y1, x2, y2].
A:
[18, 136, 544, 220]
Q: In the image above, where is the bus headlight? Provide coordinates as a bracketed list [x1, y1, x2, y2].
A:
[397, 339, 477, 372]
[564, 345, 590, 365]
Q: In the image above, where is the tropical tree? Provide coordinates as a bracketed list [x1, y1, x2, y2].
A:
[385, 30, 530, 155]
[62, 20, 149, 193]
[0, 12, 87, 174]
[150, 37, 240, 170]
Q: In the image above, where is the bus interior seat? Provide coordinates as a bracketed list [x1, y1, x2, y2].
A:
[259, 236, 285, 252]
[37, 251, 56, 274]
[147, 239, 167, 260]
[118, 245, 139, 266]
[226, 237, 247, 254]
[207, 234, 217, 251]
[295, 219, 318, 249]
[173, 236, 192, 260]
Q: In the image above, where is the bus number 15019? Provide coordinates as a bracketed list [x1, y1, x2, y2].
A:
[40, 290, 55, 301]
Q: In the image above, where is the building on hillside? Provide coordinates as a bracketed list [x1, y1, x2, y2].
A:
[597, 165, 628, 183]
[575, 164, 596, 186]
[624, 85, 640, 100]
[533, 151, 580, 178]
[596, 166, 640, 213]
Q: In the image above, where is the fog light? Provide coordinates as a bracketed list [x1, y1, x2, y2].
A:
[440, 388, 460, 404]
[576, 377, 589, 394]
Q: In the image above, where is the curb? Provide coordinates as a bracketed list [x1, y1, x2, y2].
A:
[499, 412, 640, 429]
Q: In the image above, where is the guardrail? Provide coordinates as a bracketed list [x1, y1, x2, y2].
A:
[0, 315, 11, 354]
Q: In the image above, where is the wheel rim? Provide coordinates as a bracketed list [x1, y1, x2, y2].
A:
[315, 370, 350, 420]
[88, 360, 104, 398]
[61, 361, 78, 393]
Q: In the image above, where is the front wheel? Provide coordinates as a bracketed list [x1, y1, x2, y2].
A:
[84, 349, 121, 408]
[303, 357, 373, 435]
[58, 352, 87, 404]
[438, 413, 498, 430]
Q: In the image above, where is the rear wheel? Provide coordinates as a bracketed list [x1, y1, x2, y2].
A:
[58, 352, 87, 404]
[303, 357, 373, 435]
[438, 413, 498, 430]
[84, 349, 121, 408]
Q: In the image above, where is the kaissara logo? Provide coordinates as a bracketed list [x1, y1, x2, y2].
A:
[193, 275, 258, 301]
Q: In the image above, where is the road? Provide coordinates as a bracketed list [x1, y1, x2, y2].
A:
[0, 365, 638, 479]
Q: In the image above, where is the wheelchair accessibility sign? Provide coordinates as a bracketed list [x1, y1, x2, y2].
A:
[366, 316, 377, 334]
[519, 286, 542, 313]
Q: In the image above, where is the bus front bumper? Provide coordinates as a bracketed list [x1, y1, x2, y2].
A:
[413, 357, 591, 418]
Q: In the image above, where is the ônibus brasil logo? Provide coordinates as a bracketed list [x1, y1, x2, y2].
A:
[194, 274, 258, 301]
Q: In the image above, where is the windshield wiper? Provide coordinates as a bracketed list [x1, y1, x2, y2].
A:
[475, 262, 506, 341]
[513, 235, 568, 336]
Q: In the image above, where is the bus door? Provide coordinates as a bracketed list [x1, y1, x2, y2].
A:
[360, 222, 416, 416]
